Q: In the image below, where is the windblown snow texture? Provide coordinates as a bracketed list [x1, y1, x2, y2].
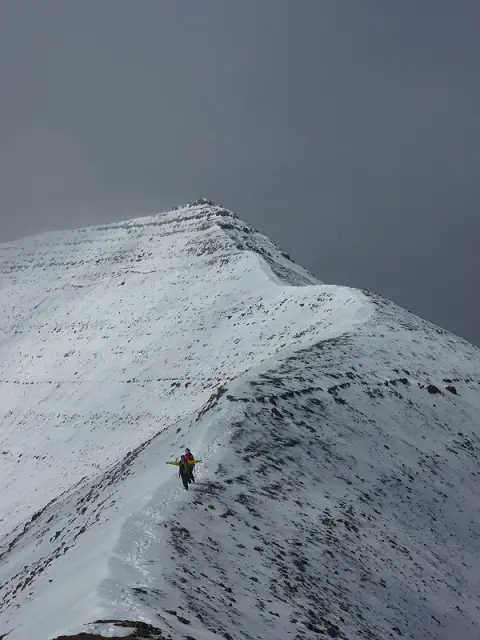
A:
[0, 199, 479, 640]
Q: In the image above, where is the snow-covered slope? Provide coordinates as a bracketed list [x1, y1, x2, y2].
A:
[0, 199, 479, 640]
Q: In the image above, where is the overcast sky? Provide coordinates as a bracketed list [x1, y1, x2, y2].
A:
[0, 1, 479, 346]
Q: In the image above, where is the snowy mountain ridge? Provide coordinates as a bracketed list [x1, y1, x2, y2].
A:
[0, 200, 479, 640]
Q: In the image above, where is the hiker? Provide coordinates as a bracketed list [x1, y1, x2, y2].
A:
[166, 454, 202, 490]
[185, 448, 195, 483]
[177, 455, 191, 490]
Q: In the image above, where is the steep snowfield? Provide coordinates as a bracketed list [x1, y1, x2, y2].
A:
[0, 200, 479, 640]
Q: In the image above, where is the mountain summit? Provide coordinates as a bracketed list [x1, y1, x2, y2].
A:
[0, 201, 479, 640]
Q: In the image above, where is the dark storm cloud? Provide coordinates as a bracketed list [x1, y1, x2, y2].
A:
[0, 0, 479, 345]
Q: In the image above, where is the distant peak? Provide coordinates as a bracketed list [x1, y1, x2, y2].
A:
[187, 197, 217, 208]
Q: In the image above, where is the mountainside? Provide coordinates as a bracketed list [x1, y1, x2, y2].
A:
[0, 199, 479, 640]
